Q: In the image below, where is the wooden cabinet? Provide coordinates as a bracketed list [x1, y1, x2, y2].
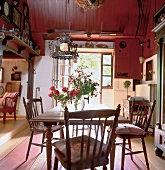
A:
[115, 38, 142, 79]
[152, 4, 165, 156]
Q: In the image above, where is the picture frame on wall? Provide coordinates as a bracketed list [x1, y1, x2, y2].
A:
[11, 4, 22, 30]
[11, 72, 21, 81]
[23, 2, 29, 19]
[0, 0, 11, 23]
[24, 19, 30, 35]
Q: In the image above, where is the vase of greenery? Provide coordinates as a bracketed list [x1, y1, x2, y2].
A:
[123, 80, 131, 99]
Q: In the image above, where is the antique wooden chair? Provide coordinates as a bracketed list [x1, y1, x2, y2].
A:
[130, 99, 148, 122]
[53, 105, 121, 170]
[0, 82, 21, 123]
[23, 97, 64, 161]
[115, 100, 156, 170]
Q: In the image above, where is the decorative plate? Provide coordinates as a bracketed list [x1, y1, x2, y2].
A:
[96, 44, 108, 48]
[85, 42, 94, 48]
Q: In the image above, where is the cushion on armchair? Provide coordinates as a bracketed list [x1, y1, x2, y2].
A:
[0, 92, 19, 107]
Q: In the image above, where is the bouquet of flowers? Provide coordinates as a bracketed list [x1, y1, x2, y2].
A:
[69, 65, 99, 97]
[48, 86, 82, 108]
[48, 86, 71, 107]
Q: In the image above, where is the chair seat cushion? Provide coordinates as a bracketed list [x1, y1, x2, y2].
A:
[116, 124, 146, 135]
[54, 135, 107, 164]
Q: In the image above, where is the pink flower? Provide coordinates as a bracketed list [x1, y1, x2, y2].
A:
[48, 93, 52, 97]
[54, 90, 60, 96]
[69, 89, 75, 98]
[49, 86, 55, 91]
[74, 89, 81, 96]
[62, 87, 68, 92]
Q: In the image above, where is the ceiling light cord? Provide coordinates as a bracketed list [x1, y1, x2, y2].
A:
[64, 0, 68, 34]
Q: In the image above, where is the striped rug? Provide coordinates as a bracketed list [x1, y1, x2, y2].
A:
[0, 128, 158, 170]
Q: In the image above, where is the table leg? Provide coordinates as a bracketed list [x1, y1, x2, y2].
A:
[46, 125, 53, 170]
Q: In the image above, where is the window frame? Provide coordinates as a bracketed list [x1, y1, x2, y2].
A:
[101, 53, 113, 89]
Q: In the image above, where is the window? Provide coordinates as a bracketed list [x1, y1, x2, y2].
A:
[101, 54, 113, 88]
[58, 60, 72, 88]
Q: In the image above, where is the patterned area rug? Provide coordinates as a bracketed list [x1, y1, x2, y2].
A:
[0, 128, 159, 170]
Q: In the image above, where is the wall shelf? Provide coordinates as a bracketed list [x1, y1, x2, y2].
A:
[2, 31, 40, 58]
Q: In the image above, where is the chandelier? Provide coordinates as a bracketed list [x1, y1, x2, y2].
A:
[49, 0, 79, 60]
[74, 0, 105, 10]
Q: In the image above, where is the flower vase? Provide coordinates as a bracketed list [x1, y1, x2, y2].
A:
[74, 101, 78, 110]
[60, 101, 67, 111]
[81, 99, 85, 110]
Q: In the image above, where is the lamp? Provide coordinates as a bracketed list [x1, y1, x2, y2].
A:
[139, 43, 145, 64]
[74, 0, 105, 10]
[139, 56, 145, 64]
[49, 0, 79, 60]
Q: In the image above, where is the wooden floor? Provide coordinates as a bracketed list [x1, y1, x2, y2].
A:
[0, 118, 165, 170]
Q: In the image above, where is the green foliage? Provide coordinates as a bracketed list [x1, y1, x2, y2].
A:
[123, 80, 131, 89]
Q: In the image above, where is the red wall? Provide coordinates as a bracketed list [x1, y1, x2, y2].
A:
[142, 0, 165, 59]
[115, 38, 142, 80]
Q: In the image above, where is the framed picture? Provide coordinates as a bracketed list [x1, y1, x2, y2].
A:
[0, 0, 11, 23]
[24, 19, 30, 35]
[23, 2, 29, 19]
[11, 4, 22, 30]
[11, 72, 21, 81]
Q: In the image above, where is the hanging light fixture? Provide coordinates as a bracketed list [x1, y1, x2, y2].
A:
[49, 0, 79, 60]
[74, 0, 105, 10]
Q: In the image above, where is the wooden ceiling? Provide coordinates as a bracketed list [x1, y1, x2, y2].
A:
[27, 0, 157, 42]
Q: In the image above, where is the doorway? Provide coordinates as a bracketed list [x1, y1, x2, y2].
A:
[72, 53, 101, 105]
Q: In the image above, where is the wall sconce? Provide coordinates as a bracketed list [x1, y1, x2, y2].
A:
[139, 39, 150, 64]
[139, 56, 145, 64]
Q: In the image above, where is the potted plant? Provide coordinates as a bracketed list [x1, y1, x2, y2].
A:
[123, 80, 131, 99]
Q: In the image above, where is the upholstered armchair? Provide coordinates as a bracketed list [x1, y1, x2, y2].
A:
[0, 92, 19, 123]
[0, 82, 21, 124]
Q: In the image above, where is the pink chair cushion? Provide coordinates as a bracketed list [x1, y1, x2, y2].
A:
[116, 124, 146, 135]
[0, 92, 19, 107]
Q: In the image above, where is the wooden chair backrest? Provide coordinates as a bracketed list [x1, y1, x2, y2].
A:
[5, 82, 21, 96]
[64, 104, 121, 168]
[131, 100, 156, 132]
[23, 97, 44, 128]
